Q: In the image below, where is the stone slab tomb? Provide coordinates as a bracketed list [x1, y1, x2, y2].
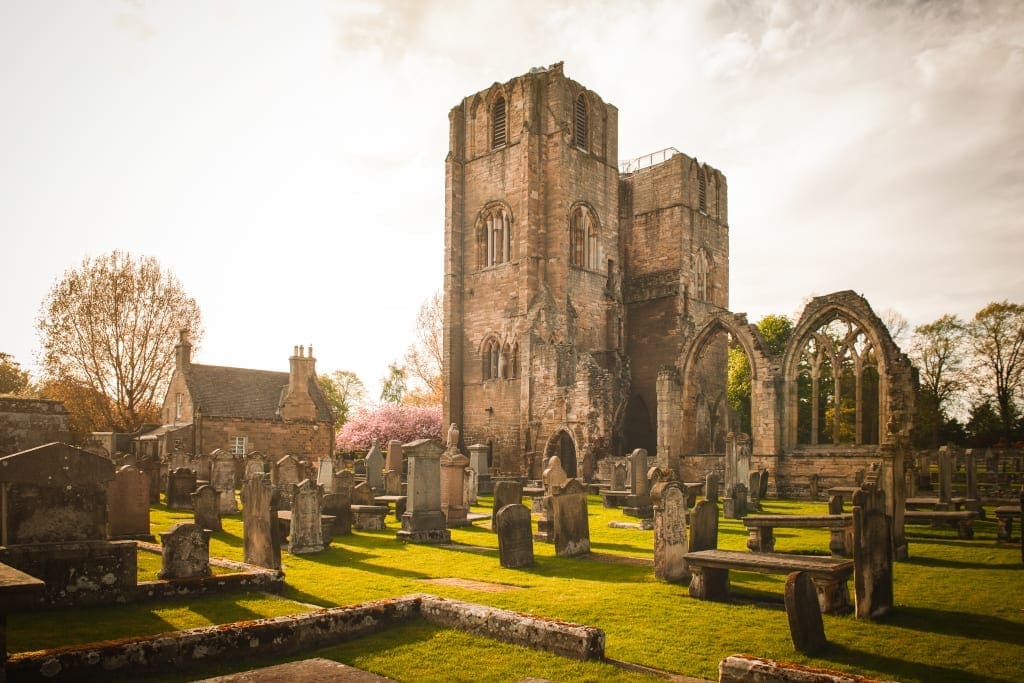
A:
[241, 473, 282, 571]
[192, 484, 223, 532]
[496, 503, 534, 568]
[108, 464, 154, 541]
[167, 467, 198, 509]
[158, 522, 212, 580]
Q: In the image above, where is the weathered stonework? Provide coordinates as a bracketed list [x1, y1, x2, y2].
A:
[0, 398, 70, 456]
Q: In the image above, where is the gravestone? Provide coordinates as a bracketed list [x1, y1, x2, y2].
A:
[289, 479, 325, 554]
[542, 455, 568, 494]
[852, 478, 893, 620]
[194, 451, 213, 482]
[397, 438, 450, 543]
[166, 467, 198, 509]
[759, 468, 770, 499]
[550, 479, 590, 557]
[652, 481, 689, 583]
[386, 439, 403, 473]
[491, 480, 524, 530]
[157, 523, 212, 579]
[785, 571, 827, 655]
[724, 432, 751, 495]
[689, 499, 719, 552]
[353, 458, 367, 476]
[317, 456, 338, 493]
[210, 450, 238, 514]
[705, 473, 719, 504]
[108, 465, 153, 541]
[828, 494, 843, 515]
[169, 448, 190, 474]
[723, 483, 747, 519]
[611, 462, 627, 491]
[440, 448, 470, 526]
[191, 484, 223, 532]
[382, 469, 402, 496]
[243, 452, 266, 480]
[240, 473, 281, 570]
[937, 446, 955, 507]
[322, 491, 352, 536]
[496, 504, 534, 568]
[464, 467, 478, 506]
[809, 473, 820, 500]
[468, 443, 492, 493]
[749, 471, 762, 509]
[365, 440, 385, 492]
[273, 455, 302, 508]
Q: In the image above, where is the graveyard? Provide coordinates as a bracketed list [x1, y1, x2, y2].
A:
[1, 441, 1021, 682]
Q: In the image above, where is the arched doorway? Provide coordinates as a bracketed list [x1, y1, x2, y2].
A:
[623, 394, 656, 456]
[544, 428, 578, 478]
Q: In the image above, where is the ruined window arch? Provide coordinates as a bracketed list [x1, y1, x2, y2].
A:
[503, 341, 520, 379]
[569, 204, 599, 271]
[481, 336, 501, 381]
[491, 95, 507, 149]
[795, 317, 880, 446]
[693, 248, 710, 302]
[574, 93, 588, 150]
[476, 204, 512, 269]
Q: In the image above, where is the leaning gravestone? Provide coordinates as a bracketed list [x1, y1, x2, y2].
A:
[365, 440, 385, 492]
[289, 479, 325, 554]
[108, 465, 153, 541]
[241, 473, 281, 571]
[191, 484, 223, 532]
[550, 479, 590, 557]
[210, 450, 238, 514]
[785, 571, 827, 655]
[158, 523, 212, 579]
[166, 467, 198, 509]
[852, 478, 893, 620]
[652, 481, 689, 583]
[496, 504, 534, 568]
[492, 480, 524, 530]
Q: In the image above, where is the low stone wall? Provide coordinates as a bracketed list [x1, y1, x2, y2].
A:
[0, 540, 137, 608]
[719, 654, 890, 682]
[762, 449, 882, 499]
[7, 594, 605, 681]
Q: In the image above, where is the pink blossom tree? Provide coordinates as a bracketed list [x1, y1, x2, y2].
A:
[336, 404, 443, 452]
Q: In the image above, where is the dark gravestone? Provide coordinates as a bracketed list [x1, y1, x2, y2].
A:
[496, 503, 534, 568]
[759, 469, 769, 499]
[748, 471, 761, 508]
[724, 483, 747, 519]
[192, 484, 222, 532]
[551, 479, 590, 557]
[491, 480, 524, 530]
[828, 494, 843, 515]
[652, 482, 689, 583]
[167, 467, 198, 509]
[705, 473, 719, 504]
[689, 499, 719, 552]
[322, 491, 353, 536]
[611, 462, 627, 490]
[809, 473, 820, 500]
[853, 481, 893, 620]
[158, 523, 212, 579]
[108, 465, 153, 541]
[785, 571, 827, 654]
[241, 474, 281, 571]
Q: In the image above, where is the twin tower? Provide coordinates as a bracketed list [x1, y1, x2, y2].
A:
[443, 62, 729, 479]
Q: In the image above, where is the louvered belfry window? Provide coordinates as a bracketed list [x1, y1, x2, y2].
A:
[492, 96, 507, 149]
[574, 93, 587, 150]
[698, 168, 707, 213]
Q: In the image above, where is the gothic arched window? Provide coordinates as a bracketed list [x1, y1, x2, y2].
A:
[481, 337, 501, 380]
[476, 205, 512, 268]
[694, 249, 710, 301]
[570, 205, 599, 271]
[492, 95, 507, 149]
[574, 93, 588, 150]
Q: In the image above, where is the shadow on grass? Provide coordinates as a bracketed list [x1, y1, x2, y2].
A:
[885, 606, 1024, 646]
[901, 554, 1020, 571]
[187, 596, 267, 625]
[821, 643, 996, 683]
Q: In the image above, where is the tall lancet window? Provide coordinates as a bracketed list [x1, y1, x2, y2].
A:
[477, 205, 512, 268]
[570, 205, 599, 271]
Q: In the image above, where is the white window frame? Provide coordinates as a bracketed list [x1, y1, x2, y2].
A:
[230, 436, 247, 455]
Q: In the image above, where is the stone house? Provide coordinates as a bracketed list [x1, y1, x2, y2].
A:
[146, 333, 335, 462]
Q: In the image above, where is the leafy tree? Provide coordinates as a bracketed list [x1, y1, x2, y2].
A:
[909, 314, 967, 447]
[757, 314, 794, 356]
[402, 291, 443, 406]
[0, 352, 31, 395]
[335, 403, 443, 452]
[726, 314, 794, 435]
[968, 301, 1024, 440]
[37, 251, 202, 432]
[318, 370, 367, 426]
[379, 362, 407, 404]
[965, 400, 1004, 447]
[36, 376, 112, 445]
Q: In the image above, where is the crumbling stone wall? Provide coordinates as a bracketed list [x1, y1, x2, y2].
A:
[0, 398, 69, 456]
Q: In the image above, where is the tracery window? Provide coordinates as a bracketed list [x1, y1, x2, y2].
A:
[693, 249, 710, 302]
[574, 93, 588, 150]
[476, 205, 512, 268]
[492, 95, 507, 149]
[569, 205, 599, 270]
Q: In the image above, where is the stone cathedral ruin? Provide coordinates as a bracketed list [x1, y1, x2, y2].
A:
[442, 62, 916, 498]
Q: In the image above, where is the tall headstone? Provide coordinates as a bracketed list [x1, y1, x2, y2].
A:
[365, 439, 385, 492]
[191, 484, 223, 532]
[440, 447, 470, 527]
[273, 455, 302, 508]
[241, 473, 281, 570]
[108, 465, 153, 541]
[724, 432, 751, 495]
[759, 468, 770, 500]
[550, 479, 590, 557]
[289, 479, 325, 554]
[937, 445, 955, 507]
[386, 439, 403, 473]
[749, 471, 762, 509]
[469, 443, 492, 494]
[491, 480, 524, 530]
[157, 523, 212, 579]
[396, 438, 450, 543]
[611, 462, 627, 491]
[496, 504, 534, 568]
[723, 483, 747, 519]
[210, 450, 238, 514]
[652, 481, 689, 583]
[852, 478, 893, 620]
[704, 473, 719, 504]
[785, 571, 827, 655]
[809, 473, 820, 500]
[464, 467, 478, 507]
[166, 467, 198, 509]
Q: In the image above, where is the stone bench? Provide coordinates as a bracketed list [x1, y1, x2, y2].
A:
[743, 514, 854, 557]
[351, 504, 389, 531]
[683, 549, 854, 614]
[373, 495, 407, 520]
[994, 505, 1021, 542]
[905, 496, 967, 512]
[903, 510, 977, 539]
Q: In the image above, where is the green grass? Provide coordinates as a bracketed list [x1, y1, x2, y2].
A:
[8, 496, 1024, 682]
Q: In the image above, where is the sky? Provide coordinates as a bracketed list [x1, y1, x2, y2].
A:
[1, 0, 1022, 398]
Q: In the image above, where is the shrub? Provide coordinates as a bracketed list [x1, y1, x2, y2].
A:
[336, 404, 443, 452]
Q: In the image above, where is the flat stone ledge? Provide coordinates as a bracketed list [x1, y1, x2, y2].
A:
[719, 655, 892, 683]
[195, 657, 397, 682]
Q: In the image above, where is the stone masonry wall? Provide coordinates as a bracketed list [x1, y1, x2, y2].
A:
[0, 398, 70, 456]
[198, 417, 334, 461]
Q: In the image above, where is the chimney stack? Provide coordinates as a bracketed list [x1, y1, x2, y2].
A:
[175, 330, 192, 372]
[281, 343, 317, 421]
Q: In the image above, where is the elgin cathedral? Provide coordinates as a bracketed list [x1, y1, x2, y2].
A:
[443, 63, 916, 493]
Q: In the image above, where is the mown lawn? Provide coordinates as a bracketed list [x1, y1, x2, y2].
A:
[8, 496, 1024, 682]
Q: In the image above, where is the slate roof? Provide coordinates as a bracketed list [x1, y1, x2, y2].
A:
[184, 364, 333, 423]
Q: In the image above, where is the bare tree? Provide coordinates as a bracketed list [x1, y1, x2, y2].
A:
[969, 301, 1024, 438]
[910, 314, 967, 410]
[402, 291, 443, 406]
[37, 251, 202, 431]
[878, 308, 909, 346]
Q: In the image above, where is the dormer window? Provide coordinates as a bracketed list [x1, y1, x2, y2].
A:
[492, 96, 507, 149]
